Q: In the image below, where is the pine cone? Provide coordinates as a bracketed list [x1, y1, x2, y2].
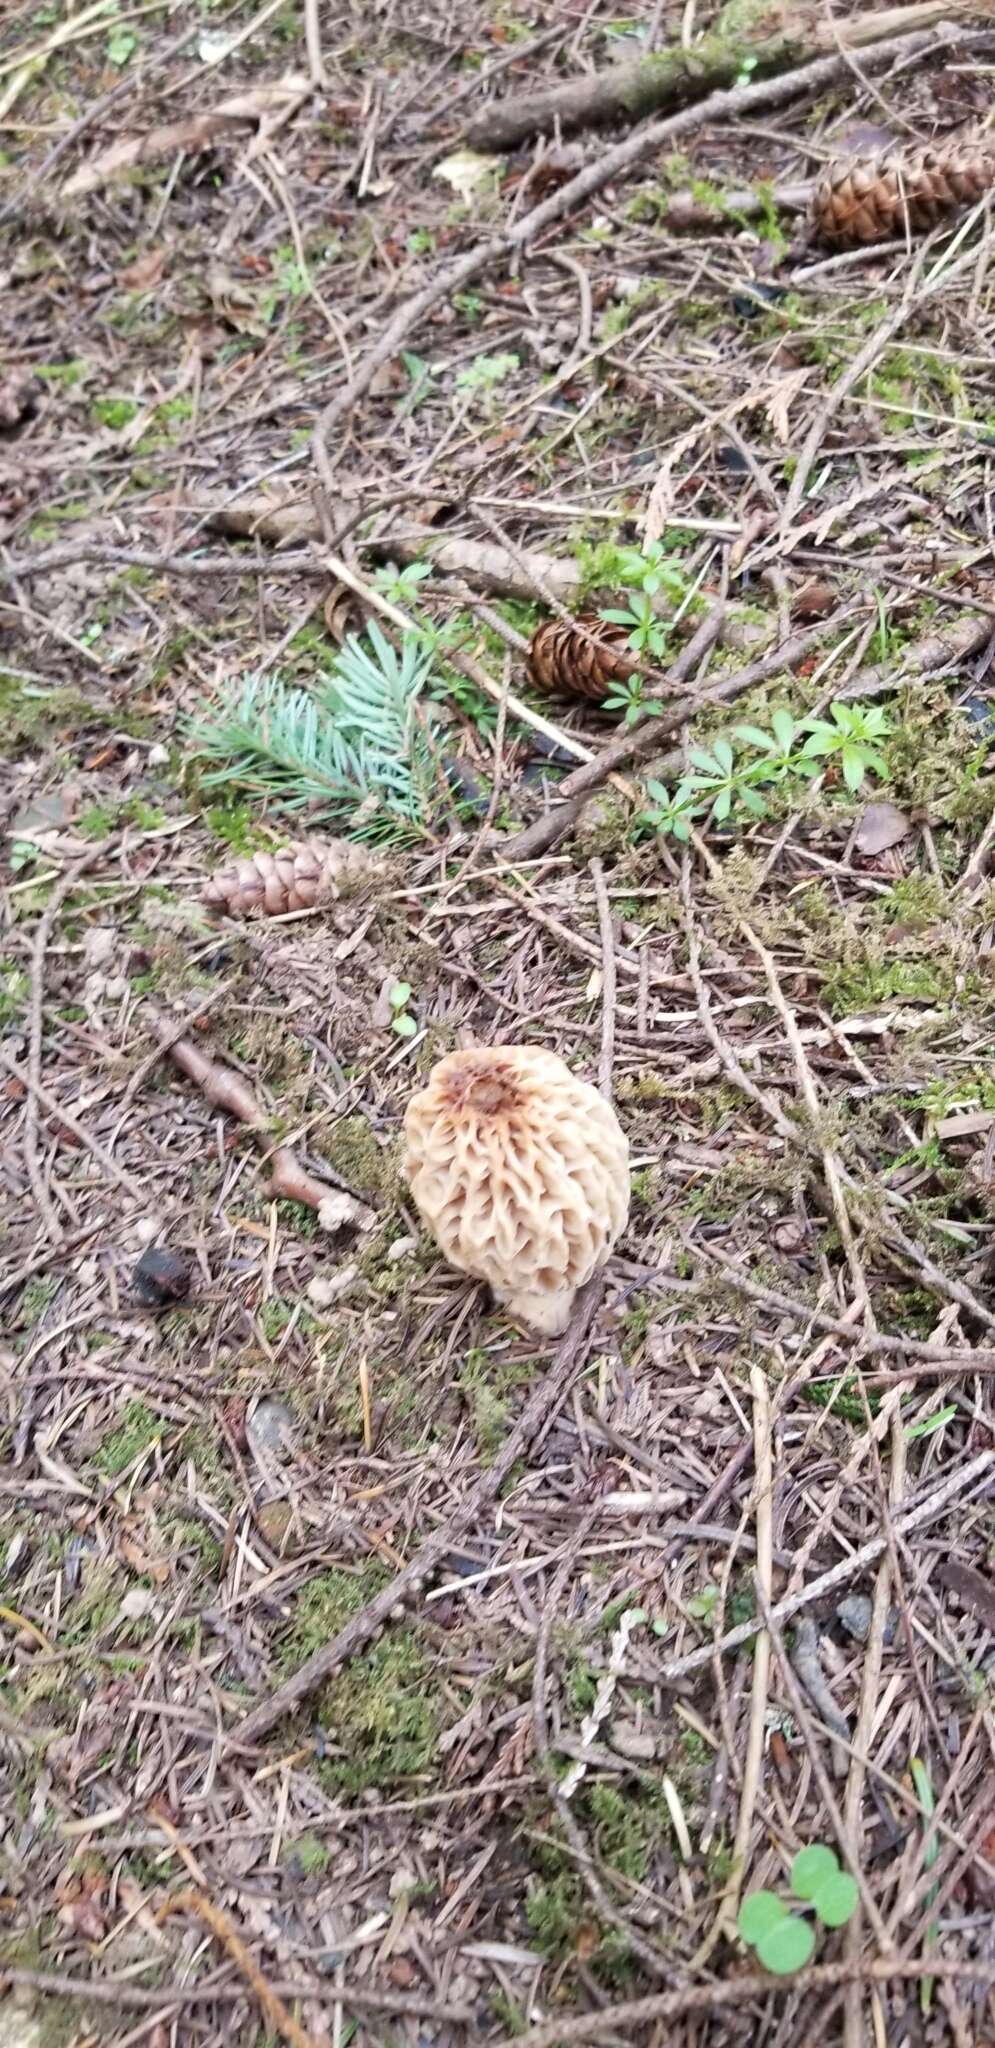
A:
[812, 141, 995, 248]
[528, 616, 639, 704]
[203, 838, 375, 917]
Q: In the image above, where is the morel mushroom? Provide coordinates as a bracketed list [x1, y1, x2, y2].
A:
[404, 1046, 629, 1335]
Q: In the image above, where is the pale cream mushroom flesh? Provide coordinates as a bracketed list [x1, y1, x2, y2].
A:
[403, 1045, 630, 1335]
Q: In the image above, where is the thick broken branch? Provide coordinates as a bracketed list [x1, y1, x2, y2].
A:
[841, 607, 995, 699]
[466, 3, 986, 151]
[201, 498, 582, 603]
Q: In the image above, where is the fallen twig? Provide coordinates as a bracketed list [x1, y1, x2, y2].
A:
[656, 1449, 995, 1685]
[0, 1965, 472, 2026]
[503, 1958, 995, 2048]
[465, 2, 984, 149]
[22, 842, 114, 1246]
[0, 1044, 144, 1204]
[841, 606, 995, 699]
[228, 1275, 606, 1748]
[143, 1005, 344, 1215]
[157, 1892, 319, 2048]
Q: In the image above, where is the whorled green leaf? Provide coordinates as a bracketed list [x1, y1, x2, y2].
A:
[734, 723, 776, 752]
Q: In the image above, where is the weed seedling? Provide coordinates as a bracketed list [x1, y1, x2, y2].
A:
[737, 1844, 859, 1975]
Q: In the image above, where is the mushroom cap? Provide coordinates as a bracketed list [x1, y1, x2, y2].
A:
[403, 1046, 629, 1313]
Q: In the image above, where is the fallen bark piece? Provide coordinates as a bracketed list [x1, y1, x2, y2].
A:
[464, 1, 973, 151]
[201, 497, 583, 603]
[853, 801, 913, 856]
[62, 76, 309, 197]
[813, 138, 995, 246]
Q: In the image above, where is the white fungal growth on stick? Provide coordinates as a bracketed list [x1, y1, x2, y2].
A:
[403, 1045, 629, 1335]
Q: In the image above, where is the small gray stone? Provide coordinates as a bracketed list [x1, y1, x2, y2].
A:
[248, 1396, 296, 1457]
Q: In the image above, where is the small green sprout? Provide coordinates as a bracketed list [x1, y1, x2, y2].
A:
[737, 1845, 859, 1976]
[389, 981, 418, 1038]
[373, 560, 432, 607]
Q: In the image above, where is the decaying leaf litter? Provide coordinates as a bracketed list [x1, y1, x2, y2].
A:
[7, 0, 995, 2041]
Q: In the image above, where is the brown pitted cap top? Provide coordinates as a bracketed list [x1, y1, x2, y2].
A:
[403, 1045, 630, 1335]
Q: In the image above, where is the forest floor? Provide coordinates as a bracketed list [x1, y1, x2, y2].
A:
[5, 3, 995, 2045]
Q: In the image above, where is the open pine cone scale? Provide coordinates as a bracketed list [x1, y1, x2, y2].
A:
[528, 615, 640, 703]
[813, 141, 995, 248]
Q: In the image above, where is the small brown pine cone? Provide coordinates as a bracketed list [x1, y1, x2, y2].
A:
[528, 616, 639, 704]
[812, 141, 995, 248]
[203, 837, 375, 917]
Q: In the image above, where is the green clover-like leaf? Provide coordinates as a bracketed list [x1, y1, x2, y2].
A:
[791, 1844, 839, 1900]
[737, 1890, 786, 1945]
[756, 1914, 816, 1976]
[812, 1870, 859, 1928]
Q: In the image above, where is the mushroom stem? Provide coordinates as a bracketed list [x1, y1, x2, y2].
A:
[497, 1283, 577, 1337]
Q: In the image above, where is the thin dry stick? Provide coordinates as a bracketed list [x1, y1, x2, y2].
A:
[759, 1592, 893, 1952]
[779, 247, 931, 535]
[320, 546, 593, 764]
[532, 1507, 675, 1982]
[655, 1448, 995, 1683]
[504, 1960, 995, 2048]
[0, 542, 322, 583]
[729, 1368, 772, 1908]
[849, 1415, 907, 2046]
[779, 221, 991, 541]
[697, 1366, 773, 1965]
[843, 1407, 908, 2044]
[303, 0, 326, 87]
[690, 826, 873, 1323]
[0, 1966, 471, 2026]
[229, 1277, 606, 1746]
[157, 1892, 320, 2048]
[23, 842, 113, 1244]
[0, 1044, 144, 1203]
[691, 1245, 995, 1371]
[589, 858, 616, 1097]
